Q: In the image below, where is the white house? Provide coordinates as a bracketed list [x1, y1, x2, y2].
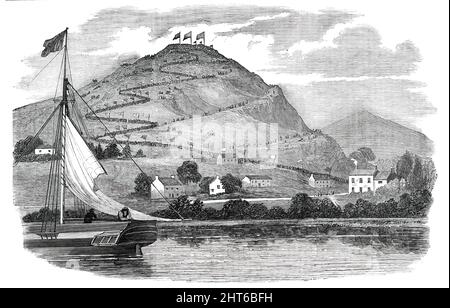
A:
[242, 175, 272, 188]
[349, 169, 376, 193]
[35, 144, 54, 155]
[151, 175, 184, 199]
[209, 176, 225, 195]
[349, 168, 390, 193]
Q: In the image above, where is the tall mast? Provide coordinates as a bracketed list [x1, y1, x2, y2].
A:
[59, 27, 69, 225]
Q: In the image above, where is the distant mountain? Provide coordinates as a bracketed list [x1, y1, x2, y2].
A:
[14, 43, 353, 176]
[322, 110, 433, 158]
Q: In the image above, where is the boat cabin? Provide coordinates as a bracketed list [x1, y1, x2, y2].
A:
[91, 231, 120, 247]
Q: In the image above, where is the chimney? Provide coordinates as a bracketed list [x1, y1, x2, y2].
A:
[155, 175, 159, 181]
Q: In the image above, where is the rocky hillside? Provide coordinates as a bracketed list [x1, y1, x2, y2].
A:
[323, 110, 434, 158]
[14, 43, 353, 176]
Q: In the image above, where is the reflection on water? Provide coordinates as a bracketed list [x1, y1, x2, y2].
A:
[29, 219, 429, 281]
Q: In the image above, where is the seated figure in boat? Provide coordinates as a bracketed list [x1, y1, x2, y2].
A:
[83, 208, 97, 223]
[84, 209, 97, 224]
[118, 207, 132, 221]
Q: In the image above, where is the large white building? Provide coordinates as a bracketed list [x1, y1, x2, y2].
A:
[349, 169, 390, 194]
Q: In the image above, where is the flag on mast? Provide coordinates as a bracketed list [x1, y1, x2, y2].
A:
[173, 32, 181, 43]
[41, 29, 66, 57]
[196, 32, 205, 44]
[183, 31, 192, 44]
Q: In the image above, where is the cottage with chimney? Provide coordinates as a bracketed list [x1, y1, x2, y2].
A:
[151, 175, 184, 199]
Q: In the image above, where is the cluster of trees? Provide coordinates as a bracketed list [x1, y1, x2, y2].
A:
[87, 142, 145, 160]
[87, 142, 121, 159]
[152, 190, 432, 220]
[395, 151, 436, 192]
[22, 207, 116, 222]
[14, 136, 44, 161]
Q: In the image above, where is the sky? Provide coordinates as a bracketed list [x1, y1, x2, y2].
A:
[2, 1, 437, 130]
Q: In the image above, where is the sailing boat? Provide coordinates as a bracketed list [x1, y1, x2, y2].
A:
[22, 28, 180, 256]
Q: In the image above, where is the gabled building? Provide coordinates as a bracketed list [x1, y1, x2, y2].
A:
[151, 175, 184, 199]
[209, 176, 225, 195]
[374, 171, 391, 191]
[216, 152, 238, 165]
[309, 174, 334, 188]
[242, 175, 273, 188]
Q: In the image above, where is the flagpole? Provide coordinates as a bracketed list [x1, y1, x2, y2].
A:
[60, 27, 69, 225]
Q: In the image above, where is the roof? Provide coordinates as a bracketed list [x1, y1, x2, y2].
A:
[244, 175, 273, 180]
[350, 169, 377, 176]
[36, 144, 53, 149]
[311, 174, 332, 180]
[375, 171, 391, 180]
[157, 177, 183, 186]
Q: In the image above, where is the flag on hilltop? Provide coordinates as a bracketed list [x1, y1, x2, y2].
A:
[41, 29, 67, 57]
[173, 32, 181, 40]
[183, 31, 192, 42]
[196, 32, 205, 44]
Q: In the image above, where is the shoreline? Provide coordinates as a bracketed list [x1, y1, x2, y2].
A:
[23, 217, 428, 234]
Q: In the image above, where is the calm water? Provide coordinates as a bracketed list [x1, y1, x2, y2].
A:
[28, 219, 429, 281]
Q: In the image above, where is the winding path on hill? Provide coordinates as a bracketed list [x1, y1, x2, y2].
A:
[87, 48, 255, 141]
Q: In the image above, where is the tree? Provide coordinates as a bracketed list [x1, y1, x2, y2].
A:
[122, 143, 131, 159]
[287, 193, 316, 219]
[134, 172, 152, 196]
[199, 177, 214, 193]
[170, 195, 204, 218]
[409, 156, 426, 190]
[94, 143, 105, 159]
[104, 142, 121, 158]
[222, 199, 250, 219]
[13, 136, 43, 160]
[349, 151, 367, 164]
[396, 152, 414, 184]
[176, 161, 202, 184]
[358, 147, 376, 162]
[220, 173, 242, 194]
[135, 149, 145, 157]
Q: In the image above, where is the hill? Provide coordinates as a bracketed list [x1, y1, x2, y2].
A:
[322, 110, 433, 158]
[13, 43, 352, 176]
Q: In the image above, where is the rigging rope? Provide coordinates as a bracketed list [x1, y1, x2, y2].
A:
[27, 49, 63, 86]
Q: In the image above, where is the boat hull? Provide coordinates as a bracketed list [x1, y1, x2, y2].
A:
[24, 220, 157, 256]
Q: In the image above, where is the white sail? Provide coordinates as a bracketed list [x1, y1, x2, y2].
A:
[64, 117, 171, 221]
